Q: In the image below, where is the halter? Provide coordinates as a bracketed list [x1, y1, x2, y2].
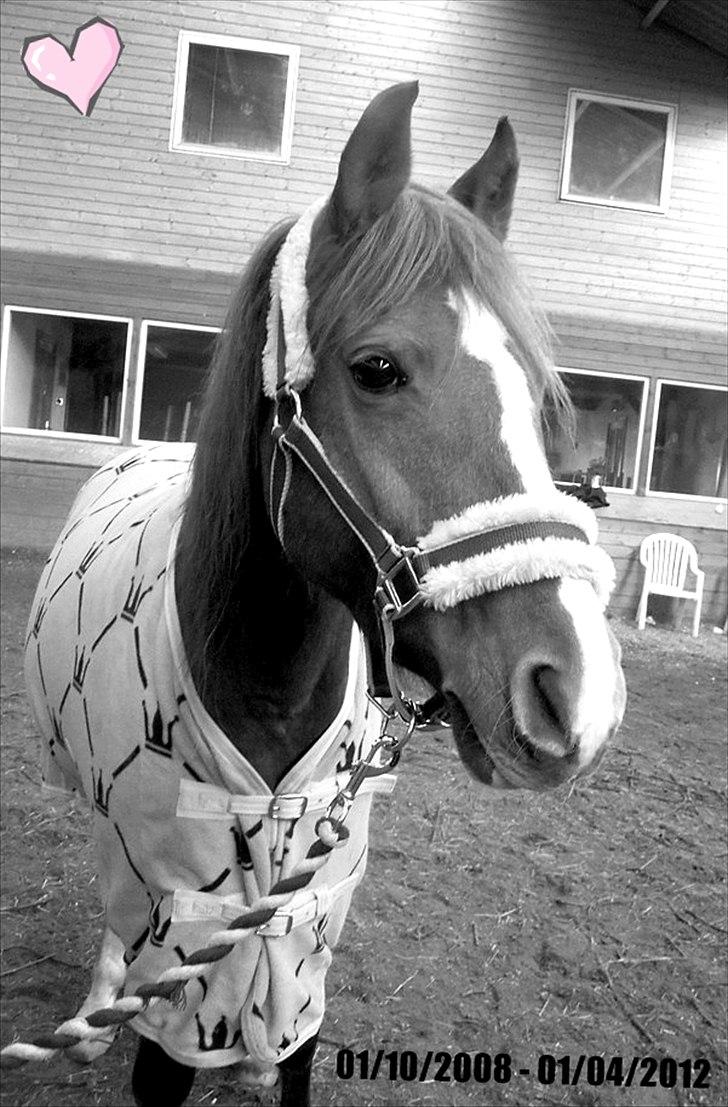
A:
[0, 203, 619, 1082]
[263, 199, 615, 729]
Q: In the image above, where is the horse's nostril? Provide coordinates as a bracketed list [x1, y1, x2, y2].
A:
[533, 664, 567, 733]
[512, 660, 576, 758]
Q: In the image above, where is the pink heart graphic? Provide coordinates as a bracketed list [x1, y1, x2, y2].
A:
[22, 18, 123, 117]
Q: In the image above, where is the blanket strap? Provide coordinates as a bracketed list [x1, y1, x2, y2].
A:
[0, 730, 404, 1070]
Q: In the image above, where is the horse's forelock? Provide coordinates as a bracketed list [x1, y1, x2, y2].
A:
[306, 187, 569, 426]
[180, 190, 572, 684]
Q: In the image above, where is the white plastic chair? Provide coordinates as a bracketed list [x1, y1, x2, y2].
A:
[636, 533, 705, 638]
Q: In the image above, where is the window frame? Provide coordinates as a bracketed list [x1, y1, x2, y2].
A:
[559, 89, 678, 214]
[132, 319, 221, 445]
[552, 366, 649, 495]
[169, 30, 300, 163]
[645, 378, 728, 503]
[0, 304, 132, 443]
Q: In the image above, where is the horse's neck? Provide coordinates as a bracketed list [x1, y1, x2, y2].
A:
[175, 516, 353, 790]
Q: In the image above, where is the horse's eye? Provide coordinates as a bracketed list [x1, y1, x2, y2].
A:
[350, 356, 407, 394]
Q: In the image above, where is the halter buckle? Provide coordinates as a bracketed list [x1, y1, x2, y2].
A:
[272, 383, 302, 436]
[374, 551, 423, 620]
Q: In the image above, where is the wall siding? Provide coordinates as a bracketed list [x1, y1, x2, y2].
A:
[1, 0, 726, 328]
[1, 254, 236, 325]
[1, 0, 726, 625]
[3, 458, 725, 628]
[599, 515, 727, 629]
[0, 460, 97, 551]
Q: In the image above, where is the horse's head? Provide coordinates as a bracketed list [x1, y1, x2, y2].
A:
[261, 82, 626, 791]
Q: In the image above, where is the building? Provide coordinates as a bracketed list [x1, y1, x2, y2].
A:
[1, 0, 726, 624]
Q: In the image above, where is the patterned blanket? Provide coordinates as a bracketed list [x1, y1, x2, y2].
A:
[24, 447, 394, 1068]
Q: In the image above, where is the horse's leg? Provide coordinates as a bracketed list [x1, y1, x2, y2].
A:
[131, 1037, 196, 1107]
[278, 1033, 319, 1107]
[67, 925, 127, 1061]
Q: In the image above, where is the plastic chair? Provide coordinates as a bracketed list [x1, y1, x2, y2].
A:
[636, 533, 705, 638]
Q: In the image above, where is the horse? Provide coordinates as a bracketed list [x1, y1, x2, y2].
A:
[2, 82, 626, 1107]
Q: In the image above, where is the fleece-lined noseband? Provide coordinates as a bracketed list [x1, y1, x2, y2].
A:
[263, 199, 615, 721]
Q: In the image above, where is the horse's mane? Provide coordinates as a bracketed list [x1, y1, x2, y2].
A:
[179, 187, 570, 674]
[175, 217, 295, 671]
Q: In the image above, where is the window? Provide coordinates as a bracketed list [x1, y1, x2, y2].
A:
[134, 322, 218, 443]
[647, 381, 727, 500]
[560, 90, 677, 213]
[546, 369, 648, 492]
[170, 32, 299, 161]
[1, 307, 130, 439]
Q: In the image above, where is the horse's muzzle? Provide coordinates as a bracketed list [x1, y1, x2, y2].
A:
[445, 689, 618, 792]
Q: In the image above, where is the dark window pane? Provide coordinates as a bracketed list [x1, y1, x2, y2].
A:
[546, 373, 645, 490]
[650, 384, 727, 498]
[2, 311, 126, 436]
[139, 326, 215, 443]
[568, 99, 668, 206]
[182, 44, 289, 154]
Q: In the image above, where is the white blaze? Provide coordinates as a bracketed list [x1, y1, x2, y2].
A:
[557, 578, 622, 764]
[449, 289, 621, 762]
[448, 289, 554, 497]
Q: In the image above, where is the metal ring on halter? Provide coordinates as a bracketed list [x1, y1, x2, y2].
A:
[380, 610, 424, 725]
[272, 382, 302, 434]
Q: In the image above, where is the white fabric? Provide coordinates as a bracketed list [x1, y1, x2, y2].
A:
[24, 445, 391, 1069]
[262, 197, 328, 397]
[419, 536, 615, 610]
[417, 491, 615, 609]
[417, 491, 599, 549]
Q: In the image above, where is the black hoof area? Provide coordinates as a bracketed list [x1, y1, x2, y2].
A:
[131, 1037, 196, 1107]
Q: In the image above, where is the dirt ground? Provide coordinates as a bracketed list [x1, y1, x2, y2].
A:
[1, 547, 726, 1107]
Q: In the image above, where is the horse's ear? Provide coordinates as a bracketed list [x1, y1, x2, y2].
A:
[448, 117, 519, 241]
[328, 81, 418, 240]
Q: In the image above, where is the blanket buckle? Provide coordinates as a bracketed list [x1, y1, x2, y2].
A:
[268, 793, 308, 819]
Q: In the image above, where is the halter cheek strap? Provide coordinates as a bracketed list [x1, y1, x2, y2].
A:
[268, 385, 612, 718]
[262, 199, 616, 725]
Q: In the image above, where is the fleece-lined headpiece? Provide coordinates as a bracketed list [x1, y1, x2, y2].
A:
[262, 200, 615, 611]
[262, 197, 327, 397]
[417, 494, 615, 609]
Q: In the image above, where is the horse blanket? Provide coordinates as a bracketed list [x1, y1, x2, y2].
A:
[24, 446, 394, 1068]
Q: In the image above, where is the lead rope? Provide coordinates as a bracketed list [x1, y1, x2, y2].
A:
[0, 714, 415, 1071]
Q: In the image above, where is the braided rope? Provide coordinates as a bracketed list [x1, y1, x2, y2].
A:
[0, 817, 347, 1070]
